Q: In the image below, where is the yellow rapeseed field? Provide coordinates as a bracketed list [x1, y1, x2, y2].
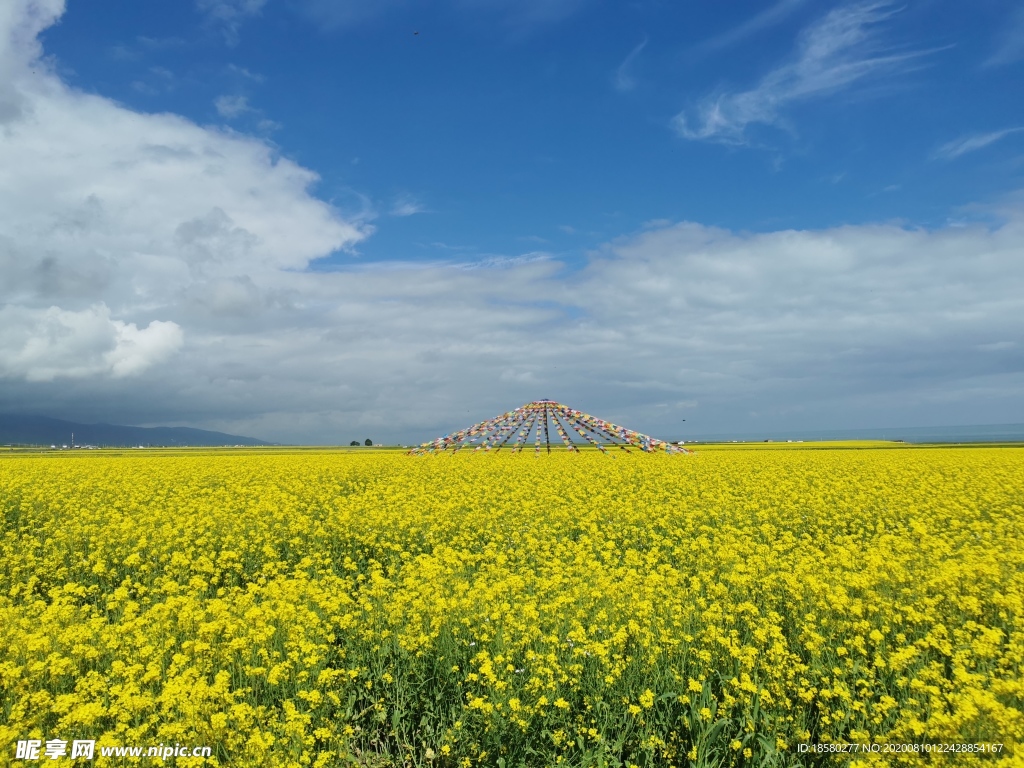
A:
[1, 446, 1022, 767]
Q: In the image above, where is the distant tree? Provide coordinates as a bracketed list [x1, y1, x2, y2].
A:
[350, 440, 359, 446]
[364, 438, 373, 446]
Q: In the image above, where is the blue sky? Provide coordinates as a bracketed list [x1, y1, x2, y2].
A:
[1, 0, 1023, 443]
[44, 0, 1024, 252]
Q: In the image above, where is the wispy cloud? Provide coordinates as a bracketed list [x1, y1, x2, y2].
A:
[933, 127, 1024, 161]
[425, 242, 477, 252]
[214, 94, 253, 119]
[131, 67, 177, 96]
[295, 0, 587, 34]
[137, 35, 188, 51]
[226, 64, 264, 82]
[458, 0, 589, 30]
[195, 0, 268, 44]
[613, 37, 647, 92]
[674, 2, 940, 144]
[391, 195, 427, 217]
[295, 0, 401, 29]
[984, 5, 1024, 68]
[694, 0, 808, 54]
[109, 36, 186, 61]
[330, 252, 552, 276]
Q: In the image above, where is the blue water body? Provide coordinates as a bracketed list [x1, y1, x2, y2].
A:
[681, 424, 1024, 445]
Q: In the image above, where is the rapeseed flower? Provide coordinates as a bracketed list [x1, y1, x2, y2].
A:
[0, 445, 1020, 765]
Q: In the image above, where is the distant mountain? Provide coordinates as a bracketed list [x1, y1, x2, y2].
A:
[0, 414, 275, 447]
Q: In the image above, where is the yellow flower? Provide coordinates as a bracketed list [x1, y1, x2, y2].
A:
[2, 445, 1019, 765]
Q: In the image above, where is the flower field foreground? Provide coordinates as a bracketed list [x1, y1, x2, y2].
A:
[1, 446, 1022, 768]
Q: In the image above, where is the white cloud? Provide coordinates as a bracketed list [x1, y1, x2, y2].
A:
[226, 63, 264, 81]
[2, 0, 1023, 442]
[674, 1, 937, 144]
[0, 0, 63, 124]
[105, 315, 185, 377]
[933, 127, 1024, 161]
[256, 117, 281, 133]
[0, 304, 183, 382]
[198, 0, 267, 21]
[391, 194, 426, 217]
[0, 0, 365, 385]
[196, 0, 267, 43]
[214, 93, 252, 118]
[694, 0, 808, 54]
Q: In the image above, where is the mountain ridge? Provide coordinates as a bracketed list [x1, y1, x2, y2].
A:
[0, 414, 275, 447]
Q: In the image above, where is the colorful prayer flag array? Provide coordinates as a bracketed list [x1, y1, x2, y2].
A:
[410, 400, 692, 456]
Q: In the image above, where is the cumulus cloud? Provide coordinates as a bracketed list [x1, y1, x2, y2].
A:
[0, 0, 62, 123]
[0, 304, 183, 381]
[0, 0, 364, 384]
[2, 0, 1023, 443]
[675, 1, 937, 144]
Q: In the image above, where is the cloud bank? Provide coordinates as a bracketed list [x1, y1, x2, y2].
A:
[2, 0, 1023, 443]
